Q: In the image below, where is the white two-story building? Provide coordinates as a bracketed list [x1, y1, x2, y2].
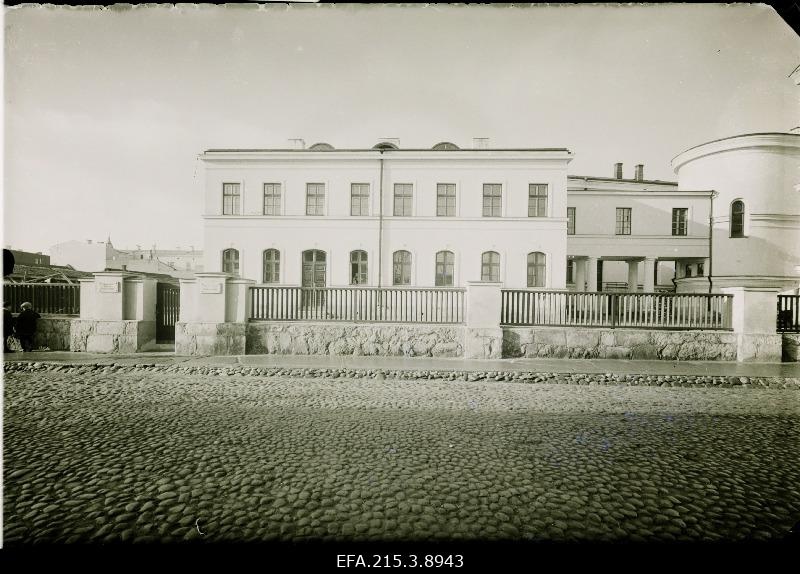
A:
[201, 140, 572, 290]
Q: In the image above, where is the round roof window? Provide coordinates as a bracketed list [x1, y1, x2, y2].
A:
[309, 142, 335, 150]
[432, 142, 460, 150]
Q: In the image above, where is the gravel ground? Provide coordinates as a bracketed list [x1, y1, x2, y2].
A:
[4, 363, 800, 544]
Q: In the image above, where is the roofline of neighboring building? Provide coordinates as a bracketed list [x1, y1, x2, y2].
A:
[568, 175, 678, 185]
[671, 132, 800, 167]
[202, 148, 572, 154]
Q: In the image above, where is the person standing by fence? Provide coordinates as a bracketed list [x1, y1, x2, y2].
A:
[3, 301, 15, 352]
[15, 302, 40, 352]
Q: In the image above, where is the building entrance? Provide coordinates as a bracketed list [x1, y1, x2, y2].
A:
[301, 250, 326, 306]
[155, 282, 180, 343]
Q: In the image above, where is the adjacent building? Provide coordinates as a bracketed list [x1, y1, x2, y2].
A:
[50, 239, 204, 278]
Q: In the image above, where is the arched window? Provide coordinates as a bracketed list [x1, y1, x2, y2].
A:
[435, 251, 455, 286]
[350, 250, 368, 285]
[222, 248, 239, 276]
[481, 251, 500, 282]
[730, 200, 745, 238]
[263, 249, 280, 283]
[393, 250, 411, 285]
[527, 252, 546, 288]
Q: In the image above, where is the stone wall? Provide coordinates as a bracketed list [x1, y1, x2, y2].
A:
[502, 327, 738, 361]
[783, 334, 800, 362]
[70, 320, 155, 354]
[32, 316, 74, 351]
[246, 322, 464, 357]
[176, 322, 246, 356]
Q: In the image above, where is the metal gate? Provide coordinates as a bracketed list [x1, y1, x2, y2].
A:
[156, 282, 180, 343]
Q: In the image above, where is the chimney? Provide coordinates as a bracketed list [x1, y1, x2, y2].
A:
[634, 164, 644, 181]
[614, 163, 623, 179]
[473, 137, 489, 149]
[288, 138, 306, 150]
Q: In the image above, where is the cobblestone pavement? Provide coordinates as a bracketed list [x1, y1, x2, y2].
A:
[4, 363, 800, 544]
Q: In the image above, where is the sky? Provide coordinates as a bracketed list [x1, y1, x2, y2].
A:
[3, 3, 798, 254]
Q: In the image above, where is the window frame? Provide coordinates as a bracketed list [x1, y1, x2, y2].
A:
[615, 207, 632, 235]
[263, 183, 282, 216]
[222, 248, 240, 276]
[350, 250, 368, 285]
[350, 183, 370, 217]
[305, 183, 326, 216]
[392, 250, 412, 285]
[482, 183, 503, 217]
[730, 200, 745, 238]
[481, 251, 500, 282]
[222, 182, 241, 216]
[527, 252, 546, 288]
[435, 250, 455, 287]
[671, 207, 688, 236]
[393, 183, 414, 217]
[567, 207, 576, 235]
[262, 248, 280, 283]
[436, 183, 457, 217]
[527, 184, 548, 217]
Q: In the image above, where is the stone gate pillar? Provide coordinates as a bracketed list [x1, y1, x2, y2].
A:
[70, 272, 158, 353]
[721, 286, 782, 362]
[464, 281, 503, 359]
[175, 273, 255, 356]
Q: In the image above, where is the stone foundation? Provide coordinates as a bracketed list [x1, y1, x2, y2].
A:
[736, 333, 783, 362]
[31, 316, 74, 351]
[246, 322, 464, 357]
[502, 327, 738, 361]
[464, 328, 503, 359]
[783, 334, 800, 362]
[70, 320, 155, 353]
[176, 322, 246, 356]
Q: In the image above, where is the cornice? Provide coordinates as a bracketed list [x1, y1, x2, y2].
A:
[671, 133, 800, 172]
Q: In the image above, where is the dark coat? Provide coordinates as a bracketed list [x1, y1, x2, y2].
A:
[3, 308, 13, 337]
[15, 309, 40, 336]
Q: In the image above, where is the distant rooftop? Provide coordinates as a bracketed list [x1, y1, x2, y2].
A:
[569, 175, 678, 186]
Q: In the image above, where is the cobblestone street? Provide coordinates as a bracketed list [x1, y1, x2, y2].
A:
[4, 363, 800, 545]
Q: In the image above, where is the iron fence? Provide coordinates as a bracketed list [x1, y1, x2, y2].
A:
[501, 290, 732, 330]
[250, 286, 465, 324]
[777, 295, 800, 333]
[3, 282, 81, 315]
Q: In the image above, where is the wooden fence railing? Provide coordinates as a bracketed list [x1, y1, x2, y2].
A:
[250, 286, 465, 324]
[3, 282, 81, 315]
[777, 295, 800, 333]
[501, 290, 732, 330]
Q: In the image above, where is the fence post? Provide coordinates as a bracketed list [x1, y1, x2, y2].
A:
[174, 272, 249, 356]
[720, 287, 782, 362]
[70, 271, 157, 353]
[464, 282, 503, 359]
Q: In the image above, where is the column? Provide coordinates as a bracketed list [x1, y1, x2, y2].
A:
[574, 259, 586, 292]
[586, 257, 598, 292]
[464, 281, 502, 359]
[643, 257, 656, 292]
[627, 260, 640, 292]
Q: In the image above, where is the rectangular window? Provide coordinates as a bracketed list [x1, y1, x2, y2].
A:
[350, 183, 370, 216]
[482, 184, 502, 217]
[306, 183, 325, 216]
[567, 207, 576, 235]
[615, 208, 631, 235]
[222, 183, 241, 215]
[393, 184, 413, 216]
[436, 184, 456, 216]
[672, 208, 688, 236]
[566, 259, 574, 284]
[697, 262, 704, 276]
[263, 183, 281, 215]
[528, 184, 548, 217]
